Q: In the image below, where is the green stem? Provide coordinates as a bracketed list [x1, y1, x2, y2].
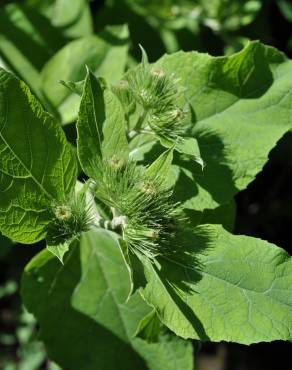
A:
[135, 108, 148, 132]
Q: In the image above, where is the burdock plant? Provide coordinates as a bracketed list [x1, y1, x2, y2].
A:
[1, 41, 292, 370]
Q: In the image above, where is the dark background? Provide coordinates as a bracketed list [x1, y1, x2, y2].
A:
[0, 0, 292, 369]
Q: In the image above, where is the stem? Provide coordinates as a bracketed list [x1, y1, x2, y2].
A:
[128, 128, 154, 140]
[135, 108, 148, 132]
[95, 215, 126, 233]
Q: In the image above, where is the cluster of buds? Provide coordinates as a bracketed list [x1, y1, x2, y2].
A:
[91, 156, 180, 260]
[113, 47, 187, 142]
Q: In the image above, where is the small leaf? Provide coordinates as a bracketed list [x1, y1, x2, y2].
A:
[77, 69, 129, 177]
[159, 136, 204, 168]
[47, 240, 70, 264]
[59, 80, 84, 96]
[136, 311, 160, 342]
[144, 147, 174, 185]
[175, 137, 205, 168]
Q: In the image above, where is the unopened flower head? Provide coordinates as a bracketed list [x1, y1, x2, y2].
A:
[54, 205, 72, 221]
[47, 191, 93, 245]
[125, 47, 186, 142]
[112, 79, 135, 114]
[150, 67, 166, 79]
[108, 155, 126, 170]
[92, 157, 181, 260]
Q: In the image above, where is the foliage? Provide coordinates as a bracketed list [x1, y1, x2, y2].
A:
[1, 1, 292, 369]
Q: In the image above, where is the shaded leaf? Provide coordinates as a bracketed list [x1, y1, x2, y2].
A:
[72, 228, 194, 370]
[22, 229, 193, 370]
[21, 244, 147, 370]
[0, 3, 66, 99]
[41, 25, 129, 124]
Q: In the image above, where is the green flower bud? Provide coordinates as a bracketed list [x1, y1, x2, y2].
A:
[47, 191, 92, 245]
[138, 181, 157, 196]
[54, 205, 72, 221]
[108, 155, 126, 170]
[150, 67, 166, 79]
[170, 107, 184, 120]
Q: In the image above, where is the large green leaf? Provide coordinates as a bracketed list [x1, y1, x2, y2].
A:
[148, 42, 292, 211]
[21, 244, 146, 370]
[0, 68, 77, 243]
[72, 229, 194, 370]
[41, 25, 129, 124]
[72, 229, 134, 341]
[0, 3, 66, 100]
[22, 229, 193, 370]
[77, 70, 129, 177]
[142, 224, 292, 344]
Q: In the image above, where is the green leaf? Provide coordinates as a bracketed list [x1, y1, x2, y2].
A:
[142, 224, 292, 344]
[72, 228, 194, 370]
[25, 0, 93, 38]
[48, 0, 93, 38]
[151, 41, 292, 210]
[174, 137, 204, 168]
[22, 230, 193, 370]
[132, 333, 194, 370]
[199, 0, 261, 31]
[0, 3, 66, 100]
[77, 69, 129, 177]
[59, 80, 84, 96]
[21, 243, 147, 370]
[41, 25, 129, 124]
[144, 147, 173, 184]
[72, 229, 134, 340]
[0, 68, 77, 243]
[136, 311, 161, 342]
[46, 240, 70, 264]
